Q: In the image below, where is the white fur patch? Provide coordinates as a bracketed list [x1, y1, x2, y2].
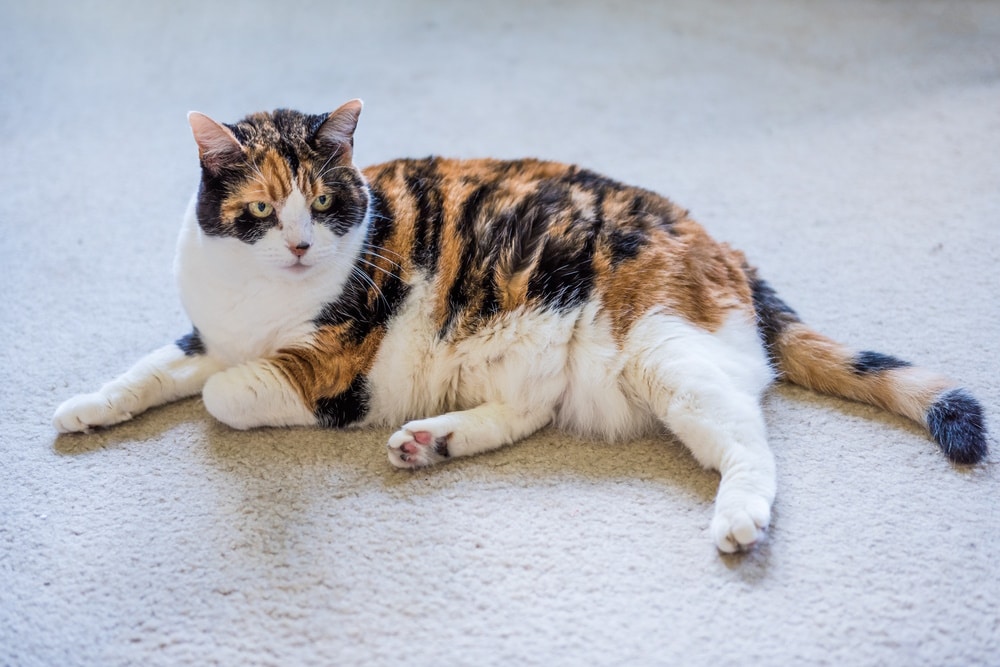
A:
[276, 185, 314, 251]
[370, 301, 778, 552]
[364, 278, 577, 428]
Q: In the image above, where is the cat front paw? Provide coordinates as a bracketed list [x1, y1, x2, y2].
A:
[710, 494, 771, 553]
[53, 392, 133, 433]
[387, 426, 451, 469]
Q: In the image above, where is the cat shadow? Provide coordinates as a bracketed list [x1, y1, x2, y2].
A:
[52, 384, 967, 571]
[45, 395, 786, 571]
[772, 382, 995, 476]
[51, 398, 206, 456]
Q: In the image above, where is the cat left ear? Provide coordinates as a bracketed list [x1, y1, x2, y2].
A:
[188, 111, 243, 172]
[314, 99, 363, 154]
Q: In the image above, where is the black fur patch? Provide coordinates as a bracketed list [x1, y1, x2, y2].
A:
[313, 220, 411, 344]
[527, 232, 597, 311]
[607, 228, 646, 262]
[433, 436, 451, 458]
[748, 276, 800, 359]
[313, 174, 370, 236]
[231, 207, 275, 244]
[565, 166, 623, 193]
[439, 182, 498, 335]
[315, 374, 369, 427]
[367, 188, 396, 252]
[195, 175, 234, 238]
[479, 183, 560, 287]
[404, 158, 445, 271]
[926, 388, 988, 464]
[851, 350, 912, 375]
[175, 328, 205, 356]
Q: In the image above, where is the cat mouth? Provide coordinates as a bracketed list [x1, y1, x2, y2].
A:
[284, 260, 311, 273]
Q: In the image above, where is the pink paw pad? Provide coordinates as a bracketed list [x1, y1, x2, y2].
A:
[387, 427, 453, 469]
[399, 431, 433, 456]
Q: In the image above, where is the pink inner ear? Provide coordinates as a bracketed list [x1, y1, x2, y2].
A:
[188, 111, 242, 165]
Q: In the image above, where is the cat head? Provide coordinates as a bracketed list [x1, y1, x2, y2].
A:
[187, 99, 370, 275]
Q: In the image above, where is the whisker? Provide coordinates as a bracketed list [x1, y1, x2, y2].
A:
[241, 159, 271, 194]
[351, 266, 388, 311]
[363, 241, 405, 259]
[316, 160, 352, 183]
[314, 147, 344, 181]
[361, 249, 404, 271]
[356, 256, 398, 280]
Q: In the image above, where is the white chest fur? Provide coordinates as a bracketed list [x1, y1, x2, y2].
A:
[173, 198, 351, 366]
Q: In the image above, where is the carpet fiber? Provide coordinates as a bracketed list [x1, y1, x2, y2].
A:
[3, 1, 999, 665]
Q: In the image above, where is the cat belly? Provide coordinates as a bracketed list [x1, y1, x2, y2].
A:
[556, 302, 660, 441]
[363, 285, 653, 438]
[363, 286, 577, 425]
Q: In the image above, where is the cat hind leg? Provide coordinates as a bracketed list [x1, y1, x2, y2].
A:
[626, 313, 776, 553]
[665, 384, 776, 553]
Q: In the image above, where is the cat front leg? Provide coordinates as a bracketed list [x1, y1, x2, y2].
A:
[53, 342, 224, 433]
[387, 402, 554, 469]
[201, 359, 318, 429]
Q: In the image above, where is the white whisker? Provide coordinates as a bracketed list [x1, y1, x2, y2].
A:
[351, 266, 389, 312]
[356, 256, 398, 280]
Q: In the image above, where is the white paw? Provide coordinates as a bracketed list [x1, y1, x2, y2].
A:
[711, 494, 771, 553]
[387, 421, 452, 469]
[53, 392, 133, 433]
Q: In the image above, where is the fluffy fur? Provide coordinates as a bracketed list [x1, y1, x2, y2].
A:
[53, 100, 989, 553]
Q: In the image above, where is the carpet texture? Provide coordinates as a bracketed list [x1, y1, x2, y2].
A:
[3, 1, 999, 665]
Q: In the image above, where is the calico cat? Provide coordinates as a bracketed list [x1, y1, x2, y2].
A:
[53, 99, 988, 553]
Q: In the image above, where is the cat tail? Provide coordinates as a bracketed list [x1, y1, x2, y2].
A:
[748, 272, 988, 464]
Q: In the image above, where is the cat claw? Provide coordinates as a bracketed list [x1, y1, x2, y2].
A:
[387, 428, 451, 469]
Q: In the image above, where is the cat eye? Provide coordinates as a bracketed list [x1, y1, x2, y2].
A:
[247, 201, 273, 218]
[312, 194, 334, 212]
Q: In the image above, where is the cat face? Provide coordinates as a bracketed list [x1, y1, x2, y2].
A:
[188, 100, 369, 274]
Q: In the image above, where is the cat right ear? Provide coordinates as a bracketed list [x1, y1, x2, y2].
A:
[188, 111, 243, 172]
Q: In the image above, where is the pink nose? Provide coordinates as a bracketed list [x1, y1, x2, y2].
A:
[290, 243, 310, 257]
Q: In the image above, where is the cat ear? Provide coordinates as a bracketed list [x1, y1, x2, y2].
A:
[313, 99, 363, 155]
[188, 111, 243, 172]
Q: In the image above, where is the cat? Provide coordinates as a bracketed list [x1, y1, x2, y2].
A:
[53, 99, 988, 553]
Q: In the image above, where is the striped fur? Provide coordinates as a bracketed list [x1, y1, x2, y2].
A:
[53, 102, 989, 553]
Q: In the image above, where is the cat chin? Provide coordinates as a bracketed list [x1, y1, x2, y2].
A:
[281, 263, 312, 275]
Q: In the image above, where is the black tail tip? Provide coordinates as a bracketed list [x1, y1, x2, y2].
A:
[926, 389, 989, 465]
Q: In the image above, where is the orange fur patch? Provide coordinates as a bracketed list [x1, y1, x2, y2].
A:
[775, 323, 951, 418]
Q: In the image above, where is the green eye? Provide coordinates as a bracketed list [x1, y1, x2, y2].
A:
[247, 201, 273, 218]
[312, 194, 333, 212]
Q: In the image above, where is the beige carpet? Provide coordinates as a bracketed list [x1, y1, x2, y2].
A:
[3, 1, 999, 665]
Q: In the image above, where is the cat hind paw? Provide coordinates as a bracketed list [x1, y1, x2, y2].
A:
[711, 495, 771, 554]
[387, 427, 451, 469]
